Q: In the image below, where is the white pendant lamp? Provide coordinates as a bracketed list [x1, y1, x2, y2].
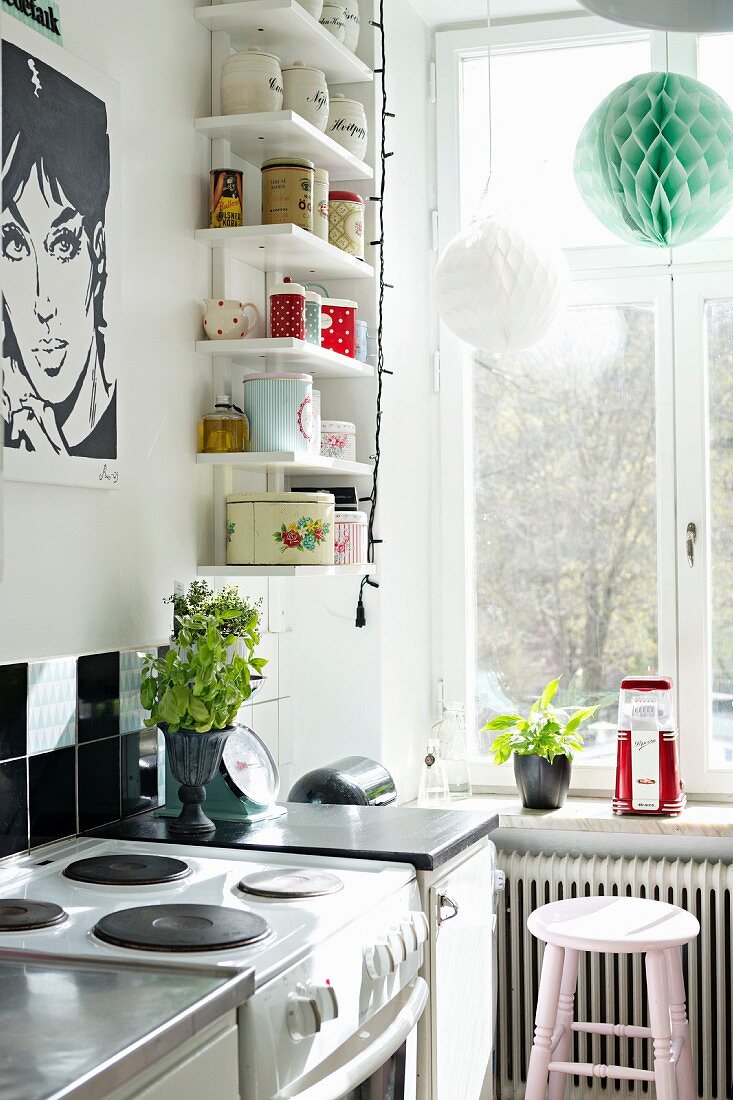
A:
[577, 0, 733, 32]
[435, 214, 568, 354]
[434, 1, 568, 355]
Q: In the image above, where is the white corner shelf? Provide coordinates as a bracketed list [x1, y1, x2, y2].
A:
[195, 224, 373, 280]
[194, 0, 373, 85]
[197, 563, 371, 577]
[197, 451, 373, 476]
[196, 338, 374, 379]
[195, 111, 372, 182]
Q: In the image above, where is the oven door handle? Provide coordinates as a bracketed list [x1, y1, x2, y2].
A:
[274, 977, 429, 1100]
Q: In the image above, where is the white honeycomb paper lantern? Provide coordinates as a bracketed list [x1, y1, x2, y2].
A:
[435, 214, 568, 353]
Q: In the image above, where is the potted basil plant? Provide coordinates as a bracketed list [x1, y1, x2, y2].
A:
[141, 608, 266, 835]
[483, 677, 598, 810]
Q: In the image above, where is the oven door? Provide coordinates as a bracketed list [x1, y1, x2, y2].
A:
[275, 977, 428, 1100]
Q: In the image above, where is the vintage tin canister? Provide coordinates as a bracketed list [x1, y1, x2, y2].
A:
[242, 372, 313, 453]
[261, 157, 314, 231]
[313, 168, 330, 240]
[210, 169, 244, 228]
[328, 191, 364, 258]
[321, 419, 356, 461]
[321, 297, 357, 357]
[334, 510, 368, 565]
[226, 492, 335, 566]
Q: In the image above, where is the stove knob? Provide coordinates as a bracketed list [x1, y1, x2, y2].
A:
[312, 983, 339, 1023]
[388, 928, 407, 964]
[364, 940, 397, 980]
[287, 987, 322, 1040]
[410, 912, 430, 945]
[399, 919, 419, 954]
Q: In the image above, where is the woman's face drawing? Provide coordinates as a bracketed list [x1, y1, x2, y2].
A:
[2, 167, 99, 405]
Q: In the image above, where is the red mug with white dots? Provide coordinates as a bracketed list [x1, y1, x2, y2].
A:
[268, 277, 307, 341]
[321, 297, 357, 358]
[203, 298, 259, 340]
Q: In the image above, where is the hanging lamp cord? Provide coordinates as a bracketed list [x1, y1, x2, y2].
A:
[355, 0, 391, 627]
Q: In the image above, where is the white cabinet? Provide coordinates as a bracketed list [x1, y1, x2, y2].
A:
[417, 840, 497, 1100]
[108, 1012, 239, 1100]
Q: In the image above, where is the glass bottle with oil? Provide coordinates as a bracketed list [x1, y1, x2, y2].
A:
[199, 396, 249, 454]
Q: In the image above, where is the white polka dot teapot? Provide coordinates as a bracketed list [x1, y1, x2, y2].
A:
[203, 298, 259, 340]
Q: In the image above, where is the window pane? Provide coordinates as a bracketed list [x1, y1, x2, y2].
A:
[697, 34, 733, 240]
[459, 36, 651, 247]
[474, 304, 659, 766]
[707, 298, 733, 767]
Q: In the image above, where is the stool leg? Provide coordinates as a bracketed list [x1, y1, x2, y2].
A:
[526, 943, 565, 1100]
[645, 949, 678, 1100]
[548, 948, 579, 1100]
[665, 948, 695, 1100]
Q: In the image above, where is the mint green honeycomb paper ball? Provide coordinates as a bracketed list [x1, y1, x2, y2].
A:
[574, 71, 733, 247]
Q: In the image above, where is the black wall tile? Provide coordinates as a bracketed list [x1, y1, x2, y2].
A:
[77, 652, 119, 743]
[29, 747, 76, 848]
[121, 730, 159, 818]
[78, 738, 120, 831]
[0, 663, 27, 761]
[0, 758, 28, 857]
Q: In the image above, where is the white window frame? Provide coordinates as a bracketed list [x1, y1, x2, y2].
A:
[434, 14, 733, 797]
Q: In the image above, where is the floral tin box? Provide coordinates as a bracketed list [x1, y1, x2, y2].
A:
[226, 492, 335, 566]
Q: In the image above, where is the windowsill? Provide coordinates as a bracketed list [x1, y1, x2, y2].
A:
[410, 794, 733, 839]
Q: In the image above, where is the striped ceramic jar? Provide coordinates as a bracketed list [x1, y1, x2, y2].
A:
[242, 373, 313, 453]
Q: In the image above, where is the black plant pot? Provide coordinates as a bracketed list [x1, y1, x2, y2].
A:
[162, 725, 234, 835]
[513, 753, 571, 810]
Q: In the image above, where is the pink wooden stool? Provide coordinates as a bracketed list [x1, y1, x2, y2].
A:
[525, 896, 699, 1100]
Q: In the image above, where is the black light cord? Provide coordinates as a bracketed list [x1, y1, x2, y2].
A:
[356, 0, 389, 628]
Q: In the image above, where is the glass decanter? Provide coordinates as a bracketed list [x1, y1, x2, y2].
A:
[432, 702, 472, 800]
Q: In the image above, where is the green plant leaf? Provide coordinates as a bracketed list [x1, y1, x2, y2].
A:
[540, 677, 561, 709]
[483, 714, 525, 731]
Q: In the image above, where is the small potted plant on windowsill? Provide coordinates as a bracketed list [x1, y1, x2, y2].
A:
[483, 677, 598, 810]
[141, 607, 266, 835]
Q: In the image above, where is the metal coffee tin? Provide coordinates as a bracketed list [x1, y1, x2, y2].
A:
[210, 169, 244, 228]
[261, 157, 314, 231]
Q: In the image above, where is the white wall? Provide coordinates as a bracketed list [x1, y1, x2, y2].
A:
[0, 0, 213, 660]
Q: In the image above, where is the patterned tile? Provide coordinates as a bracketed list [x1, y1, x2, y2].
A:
[119, 648, 155, 734]
[27, 658, 76, 755]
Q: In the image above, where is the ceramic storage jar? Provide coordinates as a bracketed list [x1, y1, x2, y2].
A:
[282, 62, 329, 131]
[226, 492, 335, 566]
[269, 278, 307, 340]
[221, 48, 283, 115]
[261, 158, 314, 231]
[321, 420, 356, 461]
[320, 3, 346, 41]
[304, 289, 322, 345]
[242, 373, 314, 453]
[329, 191, 364, 258]
[321, 297, 357, 357]
[326, 94, 368, 161]
[342, 0, 360, 51]
[296, 0, 324, 17]
[334, 510, 368, 564]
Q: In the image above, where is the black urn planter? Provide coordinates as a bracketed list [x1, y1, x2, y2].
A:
[161, 725, 234, 835]
[513, 753, 571, 810]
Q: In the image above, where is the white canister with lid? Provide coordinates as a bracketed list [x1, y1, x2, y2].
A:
[320, 3, 346, 41]
[321, 420, 356, 462]
[334, 510, 368, 565]
[313, 168, 330, 241]
[326, 94, 368, 161]
[242, 373, 314, 453]
[220, 48, 284, 116]
[341, 0, 360, 51]
[282, 62, 329, 132]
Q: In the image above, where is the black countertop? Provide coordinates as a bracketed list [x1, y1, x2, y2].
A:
[91, 803, 499, 871]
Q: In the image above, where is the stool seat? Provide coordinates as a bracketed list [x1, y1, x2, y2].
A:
[528, 896, 700, 954]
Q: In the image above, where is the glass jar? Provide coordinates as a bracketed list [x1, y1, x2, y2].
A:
[199, 396, 247, 454]
[418, 738, 451, 807]
[432, 702, 472, 800]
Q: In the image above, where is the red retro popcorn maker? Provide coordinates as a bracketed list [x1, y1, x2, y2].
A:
[613, 675, 686, 815]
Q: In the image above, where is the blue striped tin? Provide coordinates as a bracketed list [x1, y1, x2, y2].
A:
[242, 373, 314, 453]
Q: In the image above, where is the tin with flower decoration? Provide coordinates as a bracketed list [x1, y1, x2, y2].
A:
[320, 419, 356, 461]
[334, 510, 368, 565]
[226, 492, 335, 566]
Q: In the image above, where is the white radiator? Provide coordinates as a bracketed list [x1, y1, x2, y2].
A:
[496, 851, 732, 1100]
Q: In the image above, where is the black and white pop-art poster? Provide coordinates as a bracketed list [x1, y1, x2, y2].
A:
[2, 20, 120, 488]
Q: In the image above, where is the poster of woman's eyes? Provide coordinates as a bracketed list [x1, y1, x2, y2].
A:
[1, 20, 120, 488]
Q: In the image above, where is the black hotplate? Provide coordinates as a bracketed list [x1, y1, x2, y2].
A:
[63, 854, 191, 886]
[93, 904, 271, 952]
[0, 900, 68, 931]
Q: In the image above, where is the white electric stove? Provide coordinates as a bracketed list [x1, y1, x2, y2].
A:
[0, 837, 429, 1100]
